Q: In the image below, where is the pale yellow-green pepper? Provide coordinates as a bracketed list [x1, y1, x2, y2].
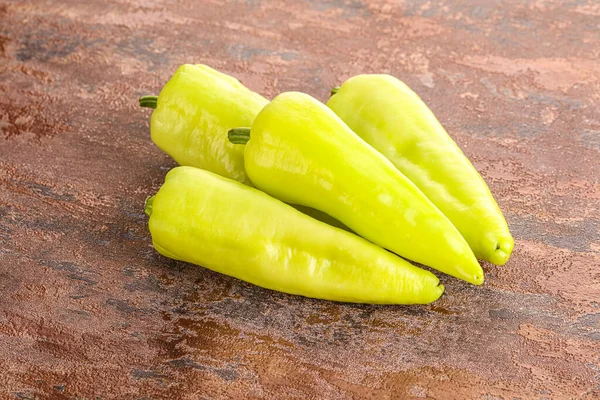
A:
[146, 167, 445, 304]
[328, 75, 514, 265]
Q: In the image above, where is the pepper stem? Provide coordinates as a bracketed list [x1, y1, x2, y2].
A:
[139, 95, 158, 109]
[144, 196, 155, 216]
[330, 86, 340, 96]
[228, 127, 251, 145]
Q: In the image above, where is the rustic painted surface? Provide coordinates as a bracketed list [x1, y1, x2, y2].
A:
[1, 0, 599, 398]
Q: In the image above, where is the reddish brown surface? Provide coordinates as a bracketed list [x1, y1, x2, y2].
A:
[1, 0, 599, 398]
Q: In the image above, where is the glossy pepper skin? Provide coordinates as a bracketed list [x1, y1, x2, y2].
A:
[140, 65, 348, 231]
[146, 167, 444, 304]
[230, 92, 484, 285]
[147, 64, 268, 185]
[327, 75, 514, 265]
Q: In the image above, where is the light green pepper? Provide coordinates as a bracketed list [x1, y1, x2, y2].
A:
[229, 92, 484, 285]
[146, 166, 444, 304]
[140, 64, 268, 185]
[327, 75, 514, 265]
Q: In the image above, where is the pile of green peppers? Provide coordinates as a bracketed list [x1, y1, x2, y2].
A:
[139, 64, 514, 305]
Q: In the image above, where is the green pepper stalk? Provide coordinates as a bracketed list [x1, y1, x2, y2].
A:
[228, 127, 252, 145]
[229, 92, 484, 285]
[147, 166, 444, 304]
[139, 95, 158, 109]
[327, 75, 514, 265]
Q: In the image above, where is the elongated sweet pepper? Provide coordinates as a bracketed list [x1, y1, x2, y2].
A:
[146, 166, 444, 304]
[327, 75, 514, 265]
[228, 92, 484, 285]
[140, 64, 268, 185]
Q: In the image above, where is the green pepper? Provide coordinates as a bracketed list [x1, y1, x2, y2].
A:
[140, 64, 268, 185]
[327, 75, 514, 265]
[146, 166, 444, 304]
[228, 92, 483, 285]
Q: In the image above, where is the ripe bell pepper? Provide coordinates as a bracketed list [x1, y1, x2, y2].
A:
[140, 64, 268, 185]
[228, 92, 484, 285]
[146, 166, 444, 304]
[327, 75, 514, 265]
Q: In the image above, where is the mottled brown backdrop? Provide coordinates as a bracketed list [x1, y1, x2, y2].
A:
[0, 0, 599, 399]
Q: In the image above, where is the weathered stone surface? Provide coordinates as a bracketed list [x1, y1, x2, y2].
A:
[0, 0, 598, 398]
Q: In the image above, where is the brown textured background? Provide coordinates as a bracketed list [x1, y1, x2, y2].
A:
[1, 0, 599, 399]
